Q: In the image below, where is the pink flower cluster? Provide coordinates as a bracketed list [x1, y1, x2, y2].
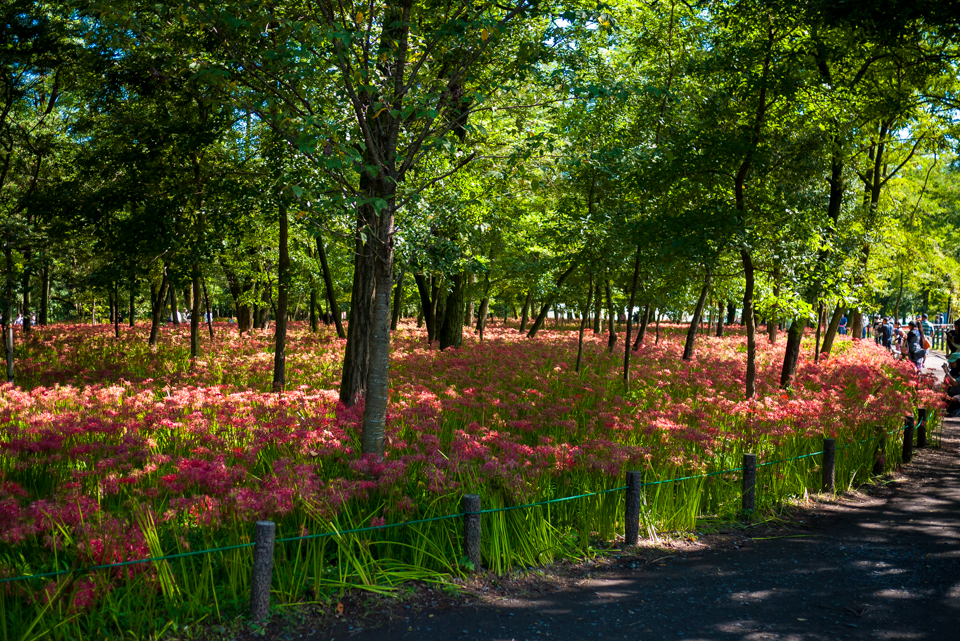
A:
[0, 320, 940, 609]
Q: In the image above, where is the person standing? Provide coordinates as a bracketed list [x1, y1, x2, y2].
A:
[921, 313, 934, 337]
[839, 314, 848, 335]
[881, 317, 894, 351]
[947, 319, 960, 355]
[905, 321, 926, 372]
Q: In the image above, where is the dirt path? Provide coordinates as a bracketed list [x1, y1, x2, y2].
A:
[317, 418, 960, 641]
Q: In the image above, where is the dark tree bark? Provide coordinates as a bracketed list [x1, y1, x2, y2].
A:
[21, 248, 30, 335]
[39, 262, 49, 326]
[813, 303, 825, 364]
[4, 238, 13, 383]
[593, 282, 603, 333]
[819, 304, 844, 357]
[741, 249, 757, 399]
[779, 316, 806, 388]
[339, 197, 376, 406]
[528, 263, 577, 338]
[223, 265, 253, 333]
[727, 302, 736, 326]
[624, 249, 641, 386]
[202, 276, 214, 342]
[464, 273, 475, 327]
[576, 273, 594, 373]
[413, 273, 437, 342]
[316, 236, 345, 339]
[439, 272, 466, 350]
[605, 279, 616, 352]
[113, 281, 120, 339]
[476, 295, 490, 339]
[633, 303, 652, 349]
[715, 300, 724, 337]
[683, 268, 712, 361]
[190, 265, 201, 358]
[273, 203, 289, 392]
[391, 268, 405, 330]
[518, 290, 532, 334]
[149, 265, 170, 347]
[128, 276, 135, 328]
[170, 286, 180, 326]
[309, 288, 319, 332]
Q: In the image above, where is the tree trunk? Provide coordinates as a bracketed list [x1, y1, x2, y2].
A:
[149, 265, 170, 347]
[21, 248, 31, 335]
[605, 279, 616, 352]
[39, 262, 49, 326]
[741, 249, 757, 399]
[715, 300, 724, 337]
[633, 303, 652, 349]
[340, 204, 376, 406]
[113, 281, 121, 339]
[819, 304, 844, 357]
[518, 290, 532, 333]
[190, 265, 201, 358]
[391, 268, 405, 330]
[439, 272, 466, 350]
[413, 273, 437, 341]
[779, 316, 806, 388]
[309, 287, 319, 332]
[129, 277, 136, 328]
[528, 263, 578, 338]
[476, 295, 490, 340]
[202, 276, 214, 342]
[683, 268, 712, 360]
[359, 180, 397, 457]
[5, 238, 15, 383]
[464, 273, 475, 327]
[223, 265, 253, 333]
[593, 282, 603, 333]
[273, 203, 289, 392]
[813, 302, 825, 364]
[850, 308, 863, 340]
[576, 274, 594, 373]
[316, 236, 346, 339]
[624, 248, 642, 386]
[170, 286, 180, 326]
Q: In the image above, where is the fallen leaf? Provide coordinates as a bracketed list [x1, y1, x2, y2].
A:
[336, 602, 344, 614]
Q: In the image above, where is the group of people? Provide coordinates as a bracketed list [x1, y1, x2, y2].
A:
[872, 313, 934, 372]
[941, 320, 960, 416]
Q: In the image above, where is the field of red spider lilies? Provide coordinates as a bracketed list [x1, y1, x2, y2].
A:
[0, 320, 942, 639]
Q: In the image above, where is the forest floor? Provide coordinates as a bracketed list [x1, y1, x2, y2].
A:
[285, 414, 959, 641]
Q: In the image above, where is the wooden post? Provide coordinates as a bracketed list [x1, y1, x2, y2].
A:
[822, 438, 836, 493]
[742, 454, 757, 513]
[250, 520, 276, 623]
[902, 415, 914, 465]
[624, 471, 642, 546]
[872, 431, 886, 476]
[462, 494, 482, 571]
[917, 408, 927, 449]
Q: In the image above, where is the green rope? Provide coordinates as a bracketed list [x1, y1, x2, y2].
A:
[0, 542, 255, 585]
[475, 485, 628, 515]
[0, 415, 918, 585]
[275, 511, 464, 543]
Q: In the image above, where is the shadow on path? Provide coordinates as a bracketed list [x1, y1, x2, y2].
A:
[324, 419, 960, 641]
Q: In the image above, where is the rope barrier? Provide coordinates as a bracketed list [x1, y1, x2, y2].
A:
[0, 542, 255, 585]
[275, 511, 465, 544]
[0, 418, 915, 586]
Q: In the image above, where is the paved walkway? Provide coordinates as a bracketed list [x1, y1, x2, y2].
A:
[326, 417, 960, 641]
